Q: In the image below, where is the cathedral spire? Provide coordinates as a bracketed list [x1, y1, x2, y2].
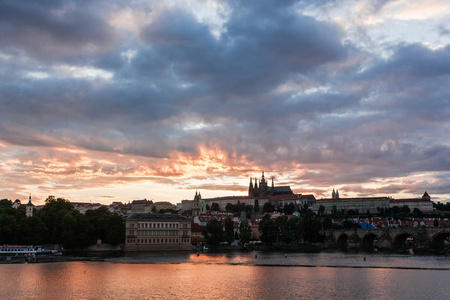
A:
[248, 177, 254, 197]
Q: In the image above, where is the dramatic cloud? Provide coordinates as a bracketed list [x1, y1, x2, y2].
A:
[0, 0, 449, 204]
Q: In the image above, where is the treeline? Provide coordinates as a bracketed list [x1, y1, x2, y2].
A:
[202, 217, 252, 245]
[0, 198, 124, 249]
[202, 212, 329, 246]
[258, 213, 325, 244]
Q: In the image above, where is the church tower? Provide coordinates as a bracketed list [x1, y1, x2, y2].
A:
[259, 171, 267, 197]
[26, 194, 34, 217]
[193, 190, 201, 216]
[248, 177, 254, 197]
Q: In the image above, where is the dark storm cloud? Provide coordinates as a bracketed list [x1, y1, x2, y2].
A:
[0, 0, 117, 60]
[1, 0, 450, 201]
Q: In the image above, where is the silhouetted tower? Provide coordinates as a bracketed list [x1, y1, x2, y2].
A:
[248, 177, 254, 197]
[259, 171, 267, 197]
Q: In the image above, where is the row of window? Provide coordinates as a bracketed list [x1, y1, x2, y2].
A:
[136, 222, 180, 229]
[136, 230, 179, 237]
[126, 238, 190, 244]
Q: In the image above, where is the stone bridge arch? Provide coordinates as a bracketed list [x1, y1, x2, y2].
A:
[361, 232, 379, 250]
[337, 233, 348, 250]
[430, 231, 450, 252]
[393, 233, 416, 251]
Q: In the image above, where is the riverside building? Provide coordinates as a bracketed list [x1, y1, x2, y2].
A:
[124, 213, 192, 251]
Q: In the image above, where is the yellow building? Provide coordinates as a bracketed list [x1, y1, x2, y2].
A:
[124, 213, 192, 251]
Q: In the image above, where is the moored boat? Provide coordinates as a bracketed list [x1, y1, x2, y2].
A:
[0, 245, 61, 256]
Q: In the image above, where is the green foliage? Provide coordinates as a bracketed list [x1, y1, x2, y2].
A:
[85, 206, 125, 245]
[318, 205, 325, 216]
[299, 214, 323, 243]
[0, 199, 12, 208]
[19, 216, 47, 245]
[61, 213, 77, 249]
[435, 202, 450, 211]
[342, 220, 355, 229]
[224, 217, 235, 243]
[0, 197, 125, 249]
[225, 202, 247, 215]
[202, 219, 224, 245]
[37, 197, 75, 243]
[322, 216, 333, 230]
[0, 214, 18, 244]
[283, 203, 296, 215]
[104, 214, 125, 246]
[277, 215, 299, 244]
[211, 203, 220, 212]
[402, 205, 410, 214]
[74, 213, 95, 248]
[239, 219, 252, 243]
[258, 214, 277, 244]
[262, 202, 275, 213]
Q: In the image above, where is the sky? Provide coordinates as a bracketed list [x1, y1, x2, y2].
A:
[1, 0, 450, 206]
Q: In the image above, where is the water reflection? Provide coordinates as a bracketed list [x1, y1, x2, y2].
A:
[1, 253, 449, 299]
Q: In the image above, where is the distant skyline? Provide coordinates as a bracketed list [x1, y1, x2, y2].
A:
[1, 0, 449, 205]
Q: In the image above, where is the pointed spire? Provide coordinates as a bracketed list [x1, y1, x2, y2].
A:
[248, 177, 254, 197]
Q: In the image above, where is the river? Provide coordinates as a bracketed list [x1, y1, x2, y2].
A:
[1, 252, 449, 299]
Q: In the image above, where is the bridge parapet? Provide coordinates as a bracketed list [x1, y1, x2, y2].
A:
[323, 227, 450, 251]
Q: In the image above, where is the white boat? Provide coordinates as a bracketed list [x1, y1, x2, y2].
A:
[0, 245, 61, 256]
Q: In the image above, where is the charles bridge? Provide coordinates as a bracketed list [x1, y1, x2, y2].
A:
[323, 227, 450, 251]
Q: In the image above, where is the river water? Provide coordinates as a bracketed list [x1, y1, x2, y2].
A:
[1, 252, 449, 299]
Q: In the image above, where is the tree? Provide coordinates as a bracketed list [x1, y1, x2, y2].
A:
[105, 214, 125, 246]
[19, 216, 48, 245]
[85, 207, 125, 245]
[402, 205, 410, 214]
[239, 219, 252, 243]
[392, 206, 400, 214]
[342, 220, 354, 229]
[211, 202, 220, 212]
[202, 219, 224, 245]
[225, 203, 235, 213]
[0, 199, 12, 208]
[258, 214, 277, 244]
[37, 197, 74, 243]
[283, 203, 296, 215]
[61, 213, 77, 249]
[323, 216, 333, 230]
[318, 205, 325, 216]
[262, 202, 275, 213]
[299, 213, 323, 243]
[0, 214, 18, 244]
[413, 208, 424, 217]
[75, 213, 95, 248]
[224, 217, 235, 243]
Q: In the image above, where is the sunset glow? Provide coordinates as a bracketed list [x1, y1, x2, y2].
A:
[0, 0, 449, 205]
